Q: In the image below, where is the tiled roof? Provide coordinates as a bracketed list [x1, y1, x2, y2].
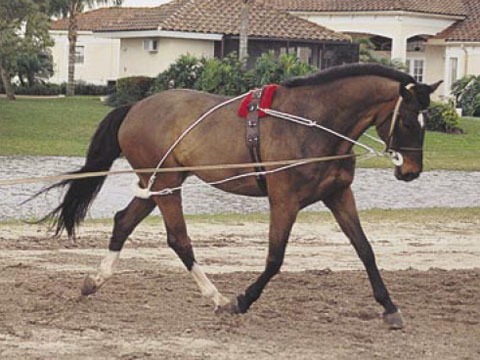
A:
[50, 0, 350, 42]
[264, 0, 467, 17]
[50, 7, 159, 31]
[435, 0, 480, 41]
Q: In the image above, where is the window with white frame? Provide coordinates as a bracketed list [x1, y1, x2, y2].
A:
[406, 59, 424, 83]
[75, 45, 85, 64]
[413, 60, 424, 83]
[449, 57, 458, 85]
[143, 39, 158, 52]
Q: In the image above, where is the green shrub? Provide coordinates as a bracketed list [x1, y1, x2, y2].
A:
[451, 75, 480, 117]
[0, 81, 110, 96]
[247, 52, 317, 88]
[71, 81, 111, 96]
[151, 54, 204, 93]
[426, 101, 462, 133]
[14, 82, 62, 95]
[194, 53, 249, 96]
[107, 76, 154, 106]
[149, 52, 317, 98]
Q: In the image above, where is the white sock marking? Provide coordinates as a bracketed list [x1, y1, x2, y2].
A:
[191, 263, 229, 308]
[92, 251, 120, 287]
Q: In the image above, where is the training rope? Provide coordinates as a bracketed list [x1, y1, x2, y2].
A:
[0, 154, 360, 187]
[0, 88, 407, 193]
[134, 92, 394, 198]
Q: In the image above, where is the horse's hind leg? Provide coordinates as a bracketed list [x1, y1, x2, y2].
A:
[324, 186, 404, 329]
[82, 197, 156, 295]
[153, 192, 230, 310]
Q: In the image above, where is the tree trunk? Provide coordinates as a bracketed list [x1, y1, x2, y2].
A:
[67, 3, 78, 96]
[0, 64, 15, 100]
[239, 0, 249, 64]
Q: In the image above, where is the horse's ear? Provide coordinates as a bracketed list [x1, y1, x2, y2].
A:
[399, 83, 414, 102]
[428, 80, 443, 94]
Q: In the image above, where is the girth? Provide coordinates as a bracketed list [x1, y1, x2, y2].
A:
[245, 89, 268, 194]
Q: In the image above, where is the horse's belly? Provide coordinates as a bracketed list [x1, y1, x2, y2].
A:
[191, 171, 267, 197]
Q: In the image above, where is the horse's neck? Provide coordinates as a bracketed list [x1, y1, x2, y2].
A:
[282, 77, 397, 151]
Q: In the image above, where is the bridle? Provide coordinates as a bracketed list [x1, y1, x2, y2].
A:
[380, 83, 425, 166]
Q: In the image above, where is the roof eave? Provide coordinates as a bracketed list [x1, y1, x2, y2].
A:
[289, 10, 466, 21]
[224, 34, 351, 44]
[95, 29, 223, 40]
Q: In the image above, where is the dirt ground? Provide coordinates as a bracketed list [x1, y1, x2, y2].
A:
[0, 216, 479, 360]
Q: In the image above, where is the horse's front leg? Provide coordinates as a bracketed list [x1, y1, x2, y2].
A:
[218, 200, 299, 314]
[153, 191, 231, 311]
[324, 186, 404, 329]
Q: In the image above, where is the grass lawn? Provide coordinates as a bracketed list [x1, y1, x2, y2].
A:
[356, 117, 480, 171]
[0, 97, 479, 171]
[0, 96, 110, 156]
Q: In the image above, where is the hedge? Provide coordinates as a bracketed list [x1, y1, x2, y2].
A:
[0, 81, 110, 96]
[107, 76, 155, 107]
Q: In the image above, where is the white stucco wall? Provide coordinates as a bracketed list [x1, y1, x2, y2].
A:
[118, 37, 215, 78]
[423, 45, 446, 98]
[49, 32, 215, 84]
[50, 31, 120, 85]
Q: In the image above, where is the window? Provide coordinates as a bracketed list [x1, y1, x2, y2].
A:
[75, 46, 85, 64]
[280, 45, 313, 65]
[449, 57, 458, 85]
[143, 39, 158, 52]
[413, 59, 424, 82]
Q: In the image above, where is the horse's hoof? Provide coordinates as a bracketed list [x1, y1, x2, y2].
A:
[215, 297, 240, 315]
[383, 310, 405, 329]
[81, 276, 99, 296]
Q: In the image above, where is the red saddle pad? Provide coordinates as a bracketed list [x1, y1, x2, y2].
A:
[238, 84, 279, 118]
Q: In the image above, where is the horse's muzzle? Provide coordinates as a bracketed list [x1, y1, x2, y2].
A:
[395, 168, 420, 182]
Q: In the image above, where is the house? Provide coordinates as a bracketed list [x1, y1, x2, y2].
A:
[266, 0, 480, 98]
[49, 0, 357, 86]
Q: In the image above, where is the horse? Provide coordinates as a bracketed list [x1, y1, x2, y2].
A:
[41, 64, 441, 329]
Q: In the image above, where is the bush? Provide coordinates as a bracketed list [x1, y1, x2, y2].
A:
[14, 82, 62, 95]
[426, 101, 462, 133]
[70, 81, 111, 96]
[150, 54, 204, 93]
[0, 81, 110, 96]
[149, 52, 318, 99]
[451, 76, 480, 117]
[107, 76, 154, 106]
[194, 53, 249, 96]
[247, 52, 317, 88]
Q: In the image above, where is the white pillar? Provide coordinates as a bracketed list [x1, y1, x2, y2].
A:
[391, 36, 407, 63]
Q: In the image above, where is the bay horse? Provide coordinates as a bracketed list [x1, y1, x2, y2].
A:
[42, 64, 441, 329]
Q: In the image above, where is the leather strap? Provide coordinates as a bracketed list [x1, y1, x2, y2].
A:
[246, 89, 268, 194]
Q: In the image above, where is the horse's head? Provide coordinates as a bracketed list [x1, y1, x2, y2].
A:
[376, 80, 442, 182]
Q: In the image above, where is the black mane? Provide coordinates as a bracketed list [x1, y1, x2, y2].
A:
[283, 63, 416, 88]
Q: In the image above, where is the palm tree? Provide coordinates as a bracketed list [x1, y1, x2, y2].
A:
[239, 0, 250, 63]
[49, 0, 122, 96]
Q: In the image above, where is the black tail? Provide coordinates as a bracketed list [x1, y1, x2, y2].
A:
[37, 105, 132, 238]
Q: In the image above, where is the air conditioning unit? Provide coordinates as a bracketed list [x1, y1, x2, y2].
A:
[144, 39, 158, 52]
